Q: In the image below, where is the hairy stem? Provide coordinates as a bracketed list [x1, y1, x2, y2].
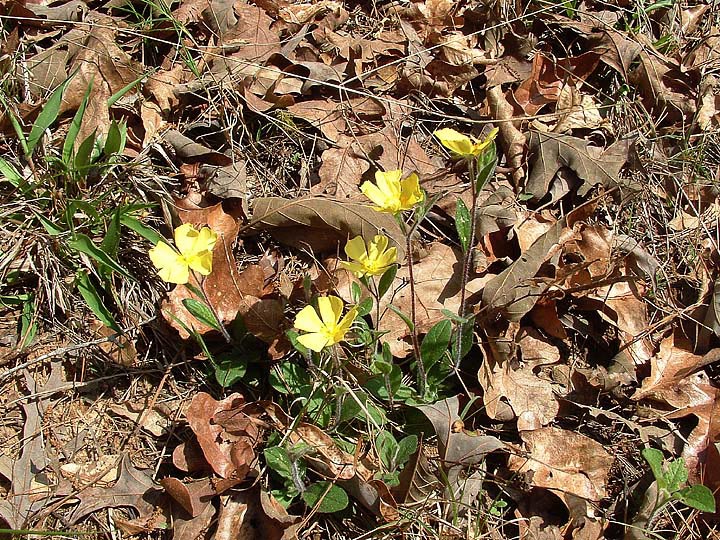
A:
[406, 230, 425, 398]
[454, 158, 477, 367]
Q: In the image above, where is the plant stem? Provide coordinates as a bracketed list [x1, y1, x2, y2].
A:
[405, 228, 425, 398]
[454, 158, 477, 367]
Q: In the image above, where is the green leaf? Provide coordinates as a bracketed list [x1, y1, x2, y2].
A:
[676, 484, 716, 513]
[182, 298, 222, 331]
[33, 211, 64, 236]
[455, 199, 472, 253]
[420, 319, 452, 369]
[356, 297, 373, 317]
[119, 215, 162, 245]
[351, 281, 361, 303]
[101, 209, 122, 259]
[387, 304, 414, 331]
[642, 448, 665, 484]
[104, 119, 127, 157]
[75, 271, 120, 331]
[0, 157, 24, 188]
[270, 361, 312, 394]
[74, 130, 98, 171]
[67, 234, 133, 279]
[107, 75, 144, 107]
[213, 350, 248, 387]
[396, 435, 418, 466]
[665, 458, 688, 493]
[376, 430, 398, 470]
[63, 81, 92, 164]
[474, 145, 497, 192]
[451, 320, 474, 360]
[0, 93, 29, 155]
[377, 265, 397, 299]
[27, 76, 74, 155]
[302, 482, 348, 513]
[18, 295, 37, 349]
[264, 446, 294, 481]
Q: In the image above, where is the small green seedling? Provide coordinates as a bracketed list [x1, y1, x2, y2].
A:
[641, 448, 716, 513]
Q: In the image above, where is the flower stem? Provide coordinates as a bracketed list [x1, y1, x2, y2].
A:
[454, 158, 477, 367]
[405, 228, 425, 398]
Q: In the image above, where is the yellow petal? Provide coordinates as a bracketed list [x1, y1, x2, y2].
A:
[294, 305, 323, 333]
[149, 242, 190, 283]
[318, 296, 343, 326]
[297, 332, 330, 352]
[371, 235, 389, 255]
[334, 307, 358, 340]
[187, 250, 213, 275]
[360, 181, 389, 209]
[195, 226, 218, 253]
[339, 260, 367, 277]
[434, 128, 475, 156]
[377, 246, 397, 267]
[375, 170, 402, 200]
[344, 236, 368, 261]
[149, 241, 180, 270]
[174, 223, 199, 255]
[399, 173, 424, 208]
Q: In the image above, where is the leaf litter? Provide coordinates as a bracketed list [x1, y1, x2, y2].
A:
[1, 0, 720, 538]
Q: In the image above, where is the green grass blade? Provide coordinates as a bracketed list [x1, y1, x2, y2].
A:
[67, 233, 133, 280]
[27, 76, 73, 155]
[62, 81, 93, 163]
[76, 271, 120, 331]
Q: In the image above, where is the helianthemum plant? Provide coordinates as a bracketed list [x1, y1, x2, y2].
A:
[434, 126, 498, 367]
[149, 223, 217, 285]
[294, 296, 358, 352]
[360, 169, 428, 396]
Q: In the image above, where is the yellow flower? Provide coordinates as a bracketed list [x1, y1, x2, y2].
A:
[434, 127, 499, 158]
[148, 223, 218, 284]
[340, 235, 397, 278]
[294, 296, 358, 352]
[360, 170, 424, 214]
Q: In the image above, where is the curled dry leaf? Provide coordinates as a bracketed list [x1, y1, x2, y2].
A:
[185, 392, 261, 480]
[508, 427, 614, 503]
[479, 322, 561, 429]
[416, 396, 505, 515]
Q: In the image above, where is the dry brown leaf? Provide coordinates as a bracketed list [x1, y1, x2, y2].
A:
[247, 196, 407, 259]
[632, 46, 698, 124]
[480, 220, 578, 322]
[145, 64, 186, 113]
[57, 20, 142, 145]
[417, 395, 505, 511]
[68, 455, 158, 524]
[480, 325, 561, 429]
[545, 16, 641, 78]
[508, 427, 614, 502]
[486, 85, 526, 187]
[632, 335, 719, 406]
[107, 401, 172, 437]
[185, 392, 260, 479]
[525, 132, 633, 201]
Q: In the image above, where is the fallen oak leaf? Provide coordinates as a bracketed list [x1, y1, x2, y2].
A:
[525, 132, 633, 202]
[68, 455, 158, 524]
